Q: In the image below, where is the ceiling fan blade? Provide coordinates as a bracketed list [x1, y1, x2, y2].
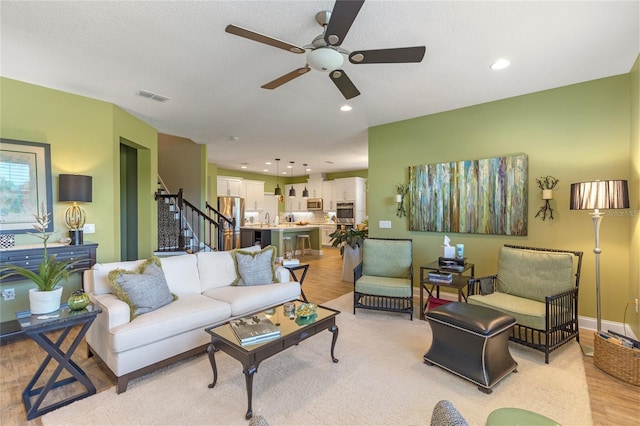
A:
[329, 69, 361, 100]
[225, 25, 306, 54]
[349, 46, 426, 64]
[324, 0, 365, 46]
[261, 67, 311, 90]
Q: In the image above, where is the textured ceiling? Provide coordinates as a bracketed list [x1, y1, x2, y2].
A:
[1, 1, 638, 177]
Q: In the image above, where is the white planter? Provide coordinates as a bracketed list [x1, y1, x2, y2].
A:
[342, 244, 363, 282]
[29, 286, 63, 314]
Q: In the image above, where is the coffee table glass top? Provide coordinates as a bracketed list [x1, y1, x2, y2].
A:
[205, 301, 339, 349]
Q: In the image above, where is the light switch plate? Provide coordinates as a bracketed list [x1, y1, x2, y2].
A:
[379, 220, 392, 229]
[84, 223, 96, 234]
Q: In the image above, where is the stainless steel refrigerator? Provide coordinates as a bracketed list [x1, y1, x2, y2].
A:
[217, 196, 244, 250]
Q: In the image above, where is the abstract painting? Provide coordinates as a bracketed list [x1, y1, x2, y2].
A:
[409, 154, 528, 235]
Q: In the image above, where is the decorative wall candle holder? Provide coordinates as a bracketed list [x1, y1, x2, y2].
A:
[535, 176, 559, 220]
[395, 183, 409, 217]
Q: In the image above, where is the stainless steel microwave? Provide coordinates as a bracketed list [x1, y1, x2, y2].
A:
[307, 198, 323, 211]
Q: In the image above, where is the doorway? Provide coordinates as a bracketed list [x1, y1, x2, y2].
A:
[120, 143, 138, 261]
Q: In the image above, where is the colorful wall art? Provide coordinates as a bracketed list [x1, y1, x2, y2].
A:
[409, 154, 528, 235]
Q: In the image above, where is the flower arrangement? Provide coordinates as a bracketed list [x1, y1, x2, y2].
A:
[0, 204, 81, 291]
[396, 183, 409, 217]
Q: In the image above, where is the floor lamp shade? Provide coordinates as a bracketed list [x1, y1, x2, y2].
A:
[569, 180, 629, 211]
[569, 179, 629, 333]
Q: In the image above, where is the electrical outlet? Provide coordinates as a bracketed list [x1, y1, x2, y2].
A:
[84, 223, 96, 234]
[635, 298, 639, 314]
[2, 288, 15, 301]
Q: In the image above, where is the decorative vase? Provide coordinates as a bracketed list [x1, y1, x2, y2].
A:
[29, 286, 63, 314]
[68, 289, 90, 311]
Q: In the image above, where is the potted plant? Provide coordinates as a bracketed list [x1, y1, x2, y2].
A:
[329, 221, 368, 282]
[0, 204, 82, 314]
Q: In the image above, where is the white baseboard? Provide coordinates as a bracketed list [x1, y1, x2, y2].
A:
[413, 289, 638, 340]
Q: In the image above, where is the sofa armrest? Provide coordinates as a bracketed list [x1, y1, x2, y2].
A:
[275, 266, 290, 283]
[468, 275, 498, 296]
[89, 293, 131, 330]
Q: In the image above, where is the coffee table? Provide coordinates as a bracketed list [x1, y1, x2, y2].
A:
[205, 301, 340, 419]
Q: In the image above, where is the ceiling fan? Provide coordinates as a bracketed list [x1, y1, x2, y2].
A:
[225, 0, 426, 100]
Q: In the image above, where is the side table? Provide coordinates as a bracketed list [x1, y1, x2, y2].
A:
[282, 263, 309, 302]
[419, 260, 475, 320]
[16, 304, 101, 420]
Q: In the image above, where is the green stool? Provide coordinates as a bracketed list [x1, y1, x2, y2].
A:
[486, 408, 560, 426]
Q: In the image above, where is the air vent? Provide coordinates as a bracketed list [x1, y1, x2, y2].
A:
[136, 90, 170, 103]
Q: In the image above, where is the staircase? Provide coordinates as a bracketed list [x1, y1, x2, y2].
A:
[155, 181, 235, 254]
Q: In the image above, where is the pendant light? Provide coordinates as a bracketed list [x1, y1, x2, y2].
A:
[274, 158, 282, 197]
[302, 163, 309, 198]
[288, 161, 296, 198]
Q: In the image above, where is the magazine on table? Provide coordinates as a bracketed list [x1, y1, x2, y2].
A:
[230, 313, 281, 345]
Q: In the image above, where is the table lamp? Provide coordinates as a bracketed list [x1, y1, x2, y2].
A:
[59, 174, 92, 245]
[569, 179, 629, 333]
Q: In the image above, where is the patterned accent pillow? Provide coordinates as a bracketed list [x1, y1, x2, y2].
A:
[108, 257, 177, 320]
[232, 245, 278, 286]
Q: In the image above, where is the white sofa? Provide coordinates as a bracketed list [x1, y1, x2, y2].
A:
[83, 248, 300, 393]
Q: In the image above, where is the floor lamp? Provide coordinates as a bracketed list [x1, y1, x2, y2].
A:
[569, 180, 629, 354]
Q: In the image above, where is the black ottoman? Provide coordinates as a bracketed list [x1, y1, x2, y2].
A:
[423, 302, 517, 393]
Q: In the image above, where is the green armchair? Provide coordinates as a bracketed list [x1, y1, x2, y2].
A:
[353, 238, 413, 319]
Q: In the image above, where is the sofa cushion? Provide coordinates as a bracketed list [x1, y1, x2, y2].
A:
[109, 294, 231, 353]
[196, 246, 261, 292]
[108, 258, 177, 320]
[232, 245, 278, 286]
[468, 292, 547, 330]
[203, 281, 300, 317]
[92, 259, 146, 295]
[497, 247, 574, 302]
[157, 253, 201, 294]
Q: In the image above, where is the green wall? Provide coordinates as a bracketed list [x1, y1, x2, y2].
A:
[369, 74, 634, 326]
[629, 55, 640, 337]
[159, 133, 207, 209]
[0, 77, 158, 321]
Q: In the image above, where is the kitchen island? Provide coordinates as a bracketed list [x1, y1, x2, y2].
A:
[240, 224, 323, 260]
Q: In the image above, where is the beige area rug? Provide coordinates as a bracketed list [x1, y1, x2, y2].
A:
[43, 293, 592, 425]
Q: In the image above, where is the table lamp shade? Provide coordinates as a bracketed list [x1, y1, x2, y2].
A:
[569, 180, 629, 210]
[59, 174, 92, 202]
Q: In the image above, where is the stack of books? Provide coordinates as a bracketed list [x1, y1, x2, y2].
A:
[428, 272, 453, 284]
[282, 258, 300, 266]
[229, 313, 281, 346]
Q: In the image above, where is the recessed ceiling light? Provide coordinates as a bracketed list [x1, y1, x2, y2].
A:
[340, 105, 352, 112]
[490, 59, 511, 70]
[265, 161, 272, 165]
[263, 169, 269, 172]
[241, 165, 247, 169]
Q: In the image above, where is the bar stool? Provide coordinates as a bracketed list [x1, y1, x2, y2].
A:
[282, 237, 293, 260]
[296, 234, 312, 257]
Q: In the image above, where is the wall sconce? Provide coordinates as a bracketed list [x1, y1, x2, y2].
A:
[59, 174, 92, 245]
[395, 183, 409, 217]
[534, 176, 558, 220]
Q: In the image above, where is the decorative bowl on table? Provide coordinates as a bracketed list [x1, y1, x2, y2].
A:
[295, 303, 317, 319]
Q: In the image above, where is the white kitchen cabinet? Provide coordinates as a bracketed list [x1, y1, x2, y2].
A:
[217, 176, 243, 196]
[321, 224, 337, 246]
[244, 180, 265, 211]
[306, 179, 324, 199]
[322, 180, 335, 211]
[334, 177, 366, 203]
[285, 183, 306, 212]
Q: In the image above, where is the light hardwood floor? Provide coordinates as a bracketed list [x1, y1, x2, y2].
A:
[1, 247, 638, 425]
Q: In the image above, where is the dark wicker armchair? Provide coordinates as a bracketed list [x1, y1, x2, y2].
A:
[353, 238, 413, 319]
[467, 245, 583, 363]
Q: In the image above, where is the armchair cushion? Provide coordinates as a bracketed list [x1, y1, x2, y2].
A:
[355, 275, 412, 298]
[362, 239, 412, 278]
[497, 246, 573, 302]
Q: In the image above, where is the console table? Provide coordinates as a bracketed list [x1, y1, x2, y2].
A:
[0, 242, 98, 340]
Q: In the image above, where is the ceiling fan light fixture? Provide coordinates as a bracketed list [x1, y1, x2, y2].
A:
[307, 47, 344, 72]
